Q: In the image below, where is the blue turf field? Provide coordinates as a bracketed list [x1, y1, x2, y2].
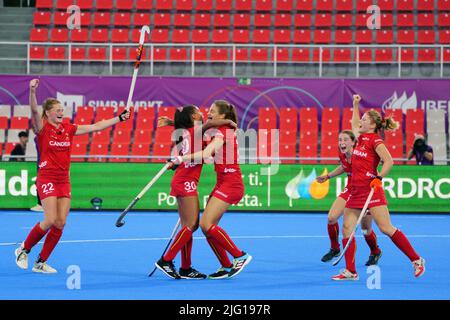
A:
[1, 210, 449, 300]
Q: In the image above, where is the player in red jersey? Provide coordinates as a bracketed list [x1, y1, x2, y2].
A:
[154, 105, 237, 280]
[14, 79, 132, 273]
[171, 100, 252, 279]
[332, 95, 425, 281]
[317, 130, 382, 266]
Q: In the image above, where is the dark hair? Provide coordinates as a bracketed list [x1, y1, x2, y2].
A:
[174, 105, 198, 130]
[18, 131, 29, 138]
[339, 130, 356, 147]
[42, 98, 60, 119]
[213, 100, 238, 125]
[367, 110, 399, 133]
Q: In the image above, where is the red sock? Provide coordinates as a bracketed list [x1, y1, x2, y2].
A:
[24, 223, 48, 252]
[207, 225, 243, 258]
[163, 226, 193, 262]
[206, 236, 232, 268]
[342, 237, 357, 274]
[39, 226, 63, 262]
[390, 229, 420, 262]
[181, 235, 193, 269]
[364, 231, 381, 255]
[327, 223, 340, 251]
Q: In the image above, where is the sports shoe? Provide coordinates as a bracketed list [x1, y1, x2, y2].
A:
[208, 267, 231, 280]
[365, 250, 382, 266]
[228, 252, 253, 278]
[32, 258, 57, 274]
[155, 258, 181, 279]
[30, 204, 44, 212]
[413, 258, 426, 278]
[332, 269, 359, 281]
[179, 267, 206, 280]
[14, 242, 29, 270]
[321, 248, 340, 262]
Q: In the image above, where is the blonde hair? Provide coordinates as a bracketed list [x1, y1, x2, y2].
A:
[367, 110, 399, 132]
[41, 98, 60, 119]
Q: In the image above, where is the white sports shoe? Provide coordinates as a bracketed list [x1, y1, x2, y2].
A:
[32, 261, 57, 274]
[30, 204, 44, 212]
[332, 269, 359, 281]
[15, 242, 28, 270]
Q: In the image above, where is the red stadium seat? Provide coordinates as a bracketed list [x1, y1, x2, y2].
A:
[358, 48, 373, 62]
[300, 107, 318, 132]
[93, 12, 111, 27]
[341, 108, 353, 130]
[112, 47, 127, 61]
[113, 130, 132, 144]
[110, 143, 130, 163]
[380, 13, 393, 27]
[212, 29, 230, 43]
[152, 48, 167, 61]
[417, 0, 435, 11]
[313, 48, 331, 62]
[192, 29, 210, 43]
[115, 106, 134, 130]
[315, 13, 332, 27]
[48, 47, 66, 60]
[335, 30, 353, 44]
[299, 142, 317, 164]
[214, 13, 231, 28]
[355, 13, 369, 27]
[210, 48, 229, 61]
[418, 30, 436, 44]
[91, 130, 111, 146]
[169, 48, 188, 61]
[438, 0, 450, 11]
[274, 48, 290, 61]
[292, 48, 310, 62]
[376, 30, 394, 44]
[176, 0, 193, 10]
[36, 0, 53, 9]
[71, 47, 86, 61]
[79, 12, 91, 27]
[30, 46, 45, 60]
[439, 30, 450, 44]
[10, 117, 29, 129]
[254, 13, 272, 27]
[137, 106, 155, 121]
[151, 143, 172, 163]
[135, 0, 152, 10]
[114, 13, 131, 27]
[71, 29, 89, 42]
[274, 29, 291, 43]
[78, 0, 93, 10]
[279, 144, 297, 164]
[316, 0, 333, 11]
[397, 13, 414, 28]
[156, 0, 172, 10]
[174, 13, 191, 27]
[154, 127, 174, 146]
[216, 0, 232, 11]
[134, 129, 153, 145]
[296, 0, 312, 10]
[397, 0, 414, 11]
[293, 29, 311, 44]
[236, 0, 252, 11]
[234, 14, 251, 28]
[30, 28, 48, 42]
[95, 107, 115, 122]
[398, 48, 415, 62]
[133, 13, 151, 26]
[336, 0, 353, 11]
[136, 116, 155, 132]
[128, 46, 147, 61]
[196, 0, 213, 11]
[418, 48, 437, 62]
[438, 13, 450, 26]
[96, 0, 113, 10]
[274, 14, 291, 27]
[50, 28, 69, 42]
[356, 0, 372, 11]
[258, 107, 277, 130]
[71, 143, 88, 162]
[158, 107, 176, 119]
[75, 106, 94, 124]
[172, 29, 190, 43]
[418, 13, 435, 27]
[91, 28, 109, 42]
[294, 13, 311, 27]
[279, 107, 298, 131]
[253, 30, 271, 44]
[256, 0, 273, 11]
[150, 29, 169, 43]
[112, 29, 129, 43]
[397, 30, 415, 44]
[88, 143, 108, 162]
[314, 29, 331, 44]
[334, 48, 353, 62]
[33, 11, 51, 26]
[130, 143, 151, 162]
[235, 48, 249, 61]
[154, 13, 171, 27]
[250, 48, 270, 61]
[275, 0, 293, 11]
[56, 0, 72, 10]
[375, 48, 394, 62]
[233, 29, 250, 43]
[335, 13, 352, 27]
[320, 143, 339, 164]
[355, 30, 373, 44]
[88, 47, 107, 61]
[116, 0, 134, 10]
[378, 0, 394, 11]
[194, 13, 211, 27]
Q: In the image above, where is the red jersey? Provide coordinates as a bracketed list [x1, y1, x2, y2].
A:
[172, 126, 203, 182]
[339, 152, 352, 188]
[350, 133, 384, 187]
[205, 125, 241, 177]
[36, 120, 78, 181]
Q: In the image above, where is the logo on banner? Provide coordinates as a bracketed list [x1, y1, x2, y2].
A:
[56, 92, 84, 110]
[382, 91, 417, 114]
[285, 168, 330, 201]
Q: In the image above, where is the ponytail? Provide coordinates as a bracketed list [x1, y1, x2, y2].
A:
[213, 100, 238, 125]
[367, 110, 399, 133]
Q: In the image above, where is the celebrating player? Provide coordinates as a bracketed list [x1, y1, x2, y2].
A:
[154, 105, 237, 280]
[14, 79, 132, 273]
[317, 130, 382, 266]
[332, 94, 425, 281]
[171, 100, 252, 279]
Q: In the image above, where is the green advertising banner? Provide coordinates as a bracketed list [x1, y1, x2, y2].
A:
[0, 162, 449, 212]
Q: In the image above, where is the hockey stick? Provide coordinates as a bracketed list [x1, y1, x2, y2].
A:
[125, 25, 150, 112]
[148, 218, 182, 277]
[332, 188, 375, 266]
[115, 162, 171, 227]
